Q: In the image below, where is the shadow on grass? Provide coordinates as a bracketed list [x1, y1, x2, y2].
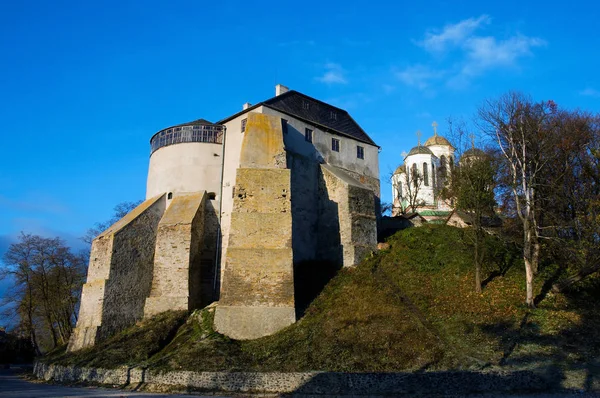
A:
[482, 239, 521, 290]
[284, 368, 564, 395]
[479, 276, 600, 392]
[293, 260, 341, 318]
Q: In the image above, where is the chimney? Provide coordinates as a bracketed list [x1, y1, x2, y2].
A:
[275, 84, 289, 96]
[243, 102, 251, 110]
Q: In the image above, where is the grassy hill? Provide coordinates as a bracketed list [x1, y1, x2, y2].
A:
[46, 225, 600, 374]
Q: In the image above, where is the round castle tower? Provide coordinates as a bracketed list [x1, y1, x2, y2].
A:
[146, 119, 225, 200]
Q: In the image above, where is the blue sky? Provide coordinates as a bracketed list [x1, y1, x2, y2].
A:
[0, 0, 599, 262]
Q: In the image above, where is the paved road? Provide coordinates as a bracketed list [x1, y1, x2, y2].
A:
[0, 368, 230, 397]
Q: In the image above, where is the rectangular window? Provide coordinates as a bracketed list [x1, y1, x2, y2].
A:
[282, 119, 288, 134]
[241, 118, 247, 133]
[305, 128, 313, 143]
[357, 146, 364, 159]
[303, 100, 310, 110]
[330, 111, 337, 120]
[332, 138, 340, 152]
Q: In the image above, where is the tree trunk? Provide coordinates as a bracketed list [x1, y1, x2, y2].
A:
[474, 236, 482, 294]
[25, 276, 41, 355]
[532, 240, 540, 275]
[523, 220, 536, 308]
[524, 255, 535, 308]
[30, 328, 41, 356]
[552, 262, 600, 293]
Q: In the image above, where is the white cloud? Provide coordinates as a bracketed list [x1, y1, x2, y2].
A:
[399, 15, 545, 90]
[461, 35, 545, 75]
[580, 87, 600, 97]
[396, 65, 444, 90]
[316, 63, 347, 85]
[420, 15, 491, 53]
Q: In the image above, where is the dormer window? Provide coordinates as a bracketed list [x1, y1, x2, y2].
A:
[330, 111, 337, 121]
[303, 100, 310, 110]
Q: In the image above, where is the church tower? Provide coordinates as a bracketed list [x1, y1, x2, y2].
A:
[392, 122, 456, 216]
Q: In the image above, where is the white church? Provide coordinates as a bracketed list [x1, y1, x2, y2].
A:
[391, 122, 455, 220]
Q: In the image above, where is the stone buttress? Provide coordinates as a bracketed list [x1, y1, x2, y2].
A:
[143, 192, 206, 318]
[67, 195, 166, 352]
[214, 113, 296, 339]
[318, 164, 377, 267]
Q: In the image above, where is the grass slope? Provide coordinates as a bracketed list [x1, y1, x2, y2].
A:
[47, 225, 600, 373]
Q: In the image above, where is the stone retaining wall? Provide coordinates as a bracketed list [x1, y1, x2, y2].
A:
[35, 362, 570, 395]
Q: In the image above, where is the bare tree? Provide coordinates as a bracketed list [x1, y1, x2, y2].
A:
[82, 201, 141, 245]
[1, 234, 86, 352]
[477, 92, 559, 307]
[393, 166, 425, 215]
[543, 111, 600, 292]
[453, 151, 497, 293]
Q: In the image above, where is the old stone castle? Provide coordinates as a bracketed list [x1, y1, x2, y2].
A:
[68, 85, 380, 351]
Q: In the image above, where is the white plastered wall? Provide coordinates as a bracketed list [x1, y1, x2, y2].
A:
[146, 142, 223, 199]
[403, 153, 438, 207]
[260, 107, 379, 180]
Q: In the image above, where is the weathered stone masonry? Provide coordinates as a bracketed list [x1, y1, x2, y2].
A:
[318, 164, 377, 267]
[214, 113, 296, 340]
[69, 87, 381, 350]
[68, 194, 166, 352]
[36, 362, 570, 395]
[144, 192, 206, 318]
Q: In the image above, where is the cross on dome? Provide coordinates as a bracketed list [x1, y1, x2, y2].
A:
[432, 121, 438, 136]
[416, 130, 422, 146]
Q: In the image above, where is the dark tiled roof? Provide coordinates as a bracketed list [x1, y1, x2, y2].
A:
[407, 145, 434, 156]
[453, 210, 503, 227]
[218, 90, 377, 147]
[170, 118, 214, 128]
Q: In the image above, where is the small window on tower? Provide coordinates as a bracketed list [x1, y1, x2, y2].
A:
[208, 192, 216, 200]
[305, 128, 313, 143]
[332, 138, 340, 152]
[357, 146, 364, 159]
[241, 118, 247, 133]
[167, 192, 173, 200]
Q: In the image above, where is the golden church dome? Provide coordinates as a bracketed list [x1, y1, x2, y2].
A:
[407, 145, 434, 156]
[393, 164, 406, 175]
[424, 134, 453, 147]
